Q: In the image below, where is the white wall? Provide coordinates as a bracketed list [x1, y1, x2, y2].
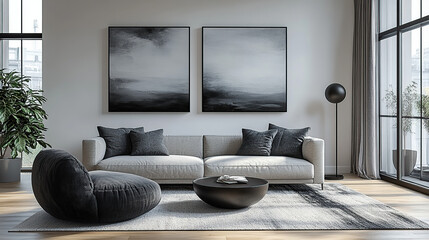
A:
[43, 0, 354, 174]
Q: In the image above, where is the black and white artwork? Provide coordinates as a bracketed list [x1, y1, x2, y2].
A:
[109, 27, 190, 112]
[202, 27, 287, 112]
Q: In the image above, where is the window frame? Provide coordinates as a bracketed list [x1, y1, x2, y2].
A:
[0, 0, 42, 171]
[0, 0, 42, 73]
[378, 0, 429, 194]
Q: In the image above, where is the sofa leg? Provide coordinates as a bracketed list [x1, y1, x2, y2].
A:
[321, 183, 324, 190]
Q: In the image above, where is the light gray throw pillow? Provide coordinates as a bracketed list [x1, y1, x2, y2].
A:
[236, 128, 278, 156]
[130, 129, 169, 156]
[269, 123, 310, 159]
[97, 126, 145, 159]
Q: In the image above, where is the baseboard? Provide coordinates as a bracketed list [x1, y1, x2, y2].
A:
[324, 166, 350, 175]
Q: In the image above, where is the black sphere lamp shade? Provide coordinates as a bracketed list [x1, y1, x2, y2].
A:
[325, 83, 346, 103]
[325, 83, 346, 181]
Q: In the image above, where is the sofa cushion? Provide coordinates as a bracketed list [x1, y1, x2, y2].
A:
[164, 136, 203, 158]
[96, 155, 204, 180]
[236, 128, 278, 156]
[97, 126, 145, 159]
[203, 135, 242, 158]
[204, 155, 314, 180]
[269, 123, 310, 159]
[130, 129, 169, 156]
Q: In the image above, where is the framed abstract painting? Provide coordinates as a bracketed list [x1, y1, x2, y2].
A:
[202, 27, 287, 112]
[109, 26, 190, 112]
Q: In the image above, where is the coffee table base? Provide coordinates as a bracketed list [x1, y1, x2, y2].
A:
[193, 177, 269, 209]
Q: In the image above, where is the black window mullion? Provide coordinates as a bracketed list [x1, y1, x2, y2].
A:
[396, 0, 402, 181]
[381, 115, 429, 121]
[0, 33, 42, 39]
[379, 15, 429, 40]
[379, 27, 398, 40]
[399, 15, 429, 32]
[378, 0, 382, 173]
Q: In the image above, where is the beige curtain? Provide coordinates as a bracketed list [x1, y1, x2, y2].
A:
[351, 0, 379, 179]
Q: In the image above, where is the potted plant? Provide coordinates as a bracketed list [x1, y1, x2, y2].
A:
[414, 94, 429, 180]
[0, 69, 50, 182]
[384, 81, 419, 176]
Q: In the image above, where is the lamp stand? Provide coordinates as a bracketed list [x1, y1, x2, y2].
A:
[325, 103, 344, 180]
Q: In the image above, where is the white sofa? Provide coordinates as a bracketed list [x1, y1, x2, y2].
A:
[82, 135, 324, 186]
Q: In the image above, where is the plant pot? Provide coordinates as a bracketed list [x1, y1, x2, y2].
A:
[392, 150, 417, 176]
[410, 166, 429, 181]
[0, 158, 22, 182]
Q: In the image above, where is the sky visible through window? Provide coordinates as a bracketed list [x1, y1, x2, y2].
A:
[8, 0, 42, 33]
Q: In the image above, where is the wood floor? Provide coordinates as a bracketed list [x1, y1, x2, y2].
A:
[1, 173, 429, 240]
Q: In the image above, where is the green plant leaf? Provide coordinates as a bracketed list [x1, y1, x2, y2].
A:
[0, 69, 50, 159]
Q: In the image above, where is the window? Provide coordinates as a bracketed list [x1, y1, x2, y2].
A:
[379, 0, 429, 193]
[1, 0, 43, 168]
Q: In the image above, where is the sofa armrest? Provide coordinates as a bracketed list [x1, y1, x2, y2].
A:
[82, 137, 106, 170]
[302, 137, 324, 184]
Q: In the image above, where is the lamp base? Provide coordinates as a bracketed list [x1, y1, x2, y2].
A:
[324, 174, 344, 180]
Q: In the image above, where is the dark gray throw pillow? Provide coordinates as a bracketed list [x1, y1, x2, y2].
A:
[236, 128, 278, 156]
[269, 123, 310, 159]
[130, 129, 169, 156]
[97, 126, 145, 159]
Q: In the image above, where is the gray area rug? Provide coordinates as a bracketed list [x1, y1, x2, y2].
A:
[11, 183, 429, 231]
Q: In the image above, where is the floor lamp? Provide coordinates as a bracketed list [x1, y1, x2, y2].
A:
[325, 83, 346, 180]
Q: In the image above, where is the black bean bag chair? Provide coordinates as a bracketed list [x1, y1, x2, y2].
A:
[32, 149, 161, 223]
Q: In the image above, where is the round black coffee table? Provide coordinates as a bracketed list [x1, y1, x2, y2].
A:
[193, 176, 269, 209]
